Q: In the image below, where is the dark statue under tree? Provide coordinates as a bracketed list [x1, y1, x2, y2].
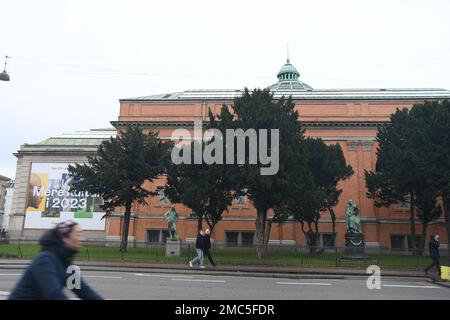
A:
[342, 199, 370, 260]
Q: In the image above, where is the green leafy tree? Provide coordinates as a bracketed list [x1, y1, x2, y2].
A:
[415, 184, 442, 255]
[292, 187, 323, 255]
[366, 100, 450, 257]
[165, 140, 236, 233]
[407, 100, 450, 259]
[303, 138, 353, 247]
[365, 108, 421, 255]
[68, 127, 172, 252]
[210, 88, 307, 259]
[284, 138, 353, 255]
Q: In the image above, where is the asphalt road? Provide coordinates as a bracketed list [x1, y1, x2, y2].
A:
[0, 268, 449, 300]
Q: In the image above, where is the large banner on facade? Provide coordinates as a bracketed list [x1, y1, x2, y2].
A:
[24, 163, 106, 230]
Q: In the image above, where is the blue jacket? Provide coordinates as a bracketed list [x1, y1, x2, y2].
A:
[429, 238, 440, 259]
[9, 231, 103, 300]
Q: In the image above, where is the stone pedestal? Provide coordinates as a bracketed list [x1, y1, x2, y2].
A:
[341, 232, 370, 260]
[166, 239, 181, 256]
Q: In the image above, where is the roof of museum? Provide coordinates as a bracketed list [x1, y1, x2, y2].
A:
[35, 128, 116, 146]
[121, 59, 450, 102]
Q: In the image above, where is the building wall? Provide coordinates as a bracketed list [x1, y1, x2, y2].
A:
[118, 100, 419, 123]
[106, 97, 449, 248]
[9, 98, 447, 248]
[2, 182, 14, 229]
[0, 177, 9, 227]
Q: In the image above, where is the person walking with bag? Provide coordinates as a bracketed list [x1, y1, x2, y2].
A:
[189, 230, 205, 269]
[425, 234, 441, 277]
[203, 229, 216, 267]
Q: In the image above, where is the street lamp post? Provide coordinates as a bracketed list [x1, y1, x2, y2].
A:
[0, 55, 10, 81]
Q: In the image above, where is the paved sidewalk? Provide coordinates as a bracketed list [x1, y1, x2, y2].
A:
[0, 258, 433, 279]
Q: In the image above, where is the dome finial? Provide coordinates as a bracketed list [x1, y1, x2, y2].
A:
[286, 43, 290, 64]
[0, 55, 10, 82]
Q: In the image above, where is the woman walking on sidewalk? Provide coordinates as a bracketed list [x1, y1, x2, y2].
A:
[425, 234, 441, 277]
[189, 230, 205, 269]
[203, 229, 216, 267]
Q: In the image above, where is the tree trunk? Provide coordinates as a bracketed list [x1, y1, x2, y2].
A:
[329, 208, 337, 246]
[307, 230, 317, 256]
[209, 222, 216, 234]
[119, 202, 132, 252]
[420, 222, 428, 257]
[263, 219, 273, 256]
[444, 197, 450, 262]
[255, 207, 267, 260]
[197, 214, 203, 233]
[308, 234, 315, 256]
[310, 220, 320, 256]
[316, 208, 335, 255]
[204, 213, 217, 233]
[409, 192, 417, 256]
[300, 221, 316, 256]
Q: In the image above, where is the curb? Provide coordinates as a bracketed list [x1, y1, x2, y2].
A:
[0, 259, 427, 280]
[426, 278, 450, 289]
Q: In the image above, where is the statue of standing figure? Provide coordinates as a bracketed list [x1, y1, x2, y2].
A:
[346, 199, 361, 234]
[164, 205, 179, 241]
[342, 199, 368, 259]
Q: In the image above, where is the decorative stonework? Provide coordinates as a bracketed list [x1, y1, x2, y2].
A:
[111, 121, 389, 129]
[361, 140, 373, 151]
[347, 140, 360, 151]
[347, 138, 374, 151]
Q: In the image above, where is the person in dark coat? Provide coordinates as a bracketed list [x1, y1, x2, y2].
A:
[425, 234, 441, 276]
[189, 230, 205, 269]
[203, 229, 216, 267]
[9, 220, 103, 300]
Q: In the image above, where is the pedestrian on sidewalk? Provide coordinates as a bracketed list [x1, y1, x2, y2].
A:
[425, 234, 441, 277]
[189, 230, 205, 269]
[9, 220, 103, 300]
[203, 228, 216, 267]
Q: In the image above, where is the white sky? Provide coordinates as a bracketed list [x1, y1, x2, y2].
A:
[1, 0, 450, 179]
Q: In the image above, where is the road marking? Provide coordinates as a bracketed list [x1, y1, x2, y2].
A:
[132, 273, 193, 279]
[276, 282, 332, 286]
[382, 284, 440, 289]
[171, 278, 226, 283]
[0, 291, 10, 296]
[0, 274, 21, 276]
[84, 276, 123, 279]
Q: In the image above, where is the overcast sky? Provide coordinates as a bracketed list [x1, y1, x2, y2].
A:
[1, 0, 449, 179]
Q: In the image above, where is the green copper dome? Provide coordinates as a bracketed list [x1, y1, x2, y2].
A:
[276, 59, 300, 81]
[268, 59, 313, 91]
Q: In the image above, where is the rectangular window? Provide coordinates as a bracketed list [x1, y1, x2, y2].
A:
[147, 229, 169, 244]
[241, 232, 255, 247]
[407, 235, 422, 250]
[147, 230, 160, 244]
[322, 233, 335, 247]
[225, 232, 239, 247]
[390, 235, 405, 249]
